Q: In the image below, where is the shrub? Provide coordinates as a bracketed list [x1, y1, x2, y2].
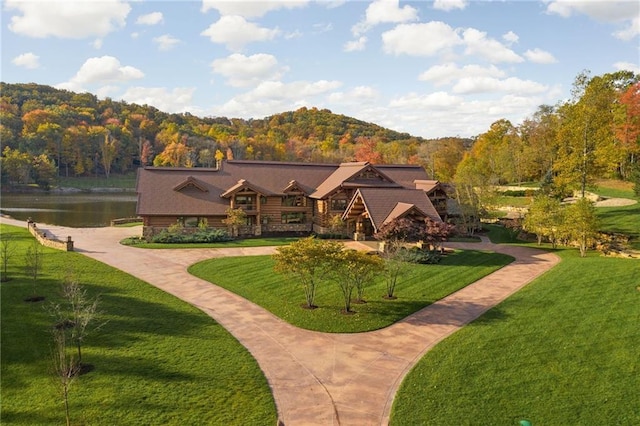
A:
[150, 228, 232, 244]
[399, 247, 443, 264]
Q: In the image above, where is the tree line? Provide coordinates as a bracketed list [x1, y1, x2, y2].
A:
[1, 70, 638, 195]
[1, 82, 463, 188]
[452, 70, 639, 235]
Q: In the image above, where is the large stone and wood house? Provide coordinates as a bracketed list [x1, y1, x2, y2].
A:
[135, 160, 446, 239]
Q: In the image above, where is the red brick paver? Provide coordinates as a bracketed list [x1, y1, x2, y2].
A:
[1, 217, 559, 425]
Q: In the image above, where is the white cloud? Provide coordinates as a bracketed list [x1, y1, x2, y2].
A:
[613, 16, 639, 41]
[250, 80, 342, 99]
[433, 0, 468, 12]
[12, 52, 40, 69]
[201, 0, 308, 18]
[96, 85, 120, 99]
[524, 48, 558, 64]
[502, 31, 519, 45]
[419, 63, 506, 86]
[120, 87, 197, 114]
[6, 0, 130, 39]
[546, 0, 639, 40]
[214, 80, 342, 118]
[57, 56, 144, 92]
[92, 39, 103, 49]
[210, 53, 286, 87]
[313, 22, 333, 33]
[614, 61, 640, 74]
[344, 36, 367, 52]
[390, 91, 463, 108]
[136, 12, 163, 26]
[201, 15, 280, 51]
[382, 21, 461, 56]
[352, 0, 419, 36]
[328, 86, 379, 104]
[452, 76, 548, 95]
[153, 34, 180, 51]
[462, 28, 524, 63]
[285, 30, 303, 40]
[380, 91, 549, 138]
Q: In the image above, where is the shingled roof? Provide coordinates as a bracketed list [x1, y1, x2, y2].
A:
[343, 187, 442, 232]
[136, 160, 438, 218]
[136, 160, 337, 217]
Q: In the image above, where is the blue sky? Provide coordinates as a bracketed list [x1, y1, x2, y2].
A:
[2, 0, 639, 139]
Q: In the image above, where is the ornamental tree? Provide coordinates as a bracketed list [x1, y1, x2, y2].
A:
[273, 237, 343, 309]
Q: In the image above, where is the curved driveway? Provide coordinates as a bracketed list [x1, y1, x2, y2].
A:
[1, 217, 559, 425]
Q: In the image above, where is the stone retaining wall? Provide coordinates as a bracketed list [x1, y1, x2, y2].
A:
[27, 220, 74, 251]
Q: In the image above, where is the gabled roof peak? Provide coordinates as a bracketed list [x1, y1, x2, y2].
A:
[173, 176, 208, 192]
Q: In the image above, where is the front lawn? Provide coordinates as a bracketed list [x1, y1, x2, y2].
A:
[188, 250, 514, 333]
[390, 247, 640, 425]
[1, 225, 276, 426]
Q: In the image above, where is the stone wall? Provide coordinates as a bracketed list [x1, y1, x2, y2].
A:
[27, 220, 74, 251]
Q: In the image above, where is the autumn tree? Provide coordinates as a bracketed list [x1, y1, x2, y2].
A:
[100, 131, 118, 178]
[380, 248, 409, 300]
[564, 197, 599, 257]
[32, 153, 57, 189]
[374, 218, 422, 251]
[453, 154, 491, 235]
[1, 146, 32, 184]
[354, 136, 384, 163]
[523, 195, 564, 246]
[330, 249, 384, 312]
[222, 207, 247, 237]
[555, 71, 636, 196]
[273, 237, 343, 309]
[614, 81, 640, 179]
[519, 105, 560, 182]
[153, 141, 191, 167]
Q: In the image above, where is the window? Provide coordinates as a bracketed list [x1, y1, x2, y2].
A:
[183, 217, 200, 227]
[330, 199, 347, 211]
[282, 194, 306, 207]
[281, 212, 306, 224]
[358, 170, 379, 179]
[235, 194, 255, 210]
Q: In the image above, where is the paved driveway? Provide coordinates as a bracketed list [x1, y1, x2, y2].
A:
[1, 217, 559, 425]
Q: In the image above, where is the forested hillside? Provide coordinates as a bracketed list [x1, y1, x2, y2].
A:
[1, 70, 639, 196]
[1, 82, 474, 188]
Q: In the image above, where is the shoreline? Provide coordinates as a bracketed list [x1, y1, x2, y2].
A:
[1, 186, 135, 194]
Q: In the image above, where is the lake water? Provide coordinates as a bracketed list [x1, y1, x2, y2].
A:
[0, 192, 138, 227]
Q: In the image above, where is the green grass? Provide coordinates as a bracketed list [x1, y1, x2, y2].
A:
[125, 236, 299, 249]
[56, 174, 137, 190]
[114, 221, 143, 227]
[390, 248, 640, 425]
[1, 224, 276, 426]
[484, 224, 522, 244]
[493, 195, 533, 208]
[188, 250, 514, 333]
[592, 179, 635, 199]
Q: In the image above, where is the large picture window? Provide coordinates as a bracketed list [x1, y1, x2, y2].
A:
[281, 212, 306, 224]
